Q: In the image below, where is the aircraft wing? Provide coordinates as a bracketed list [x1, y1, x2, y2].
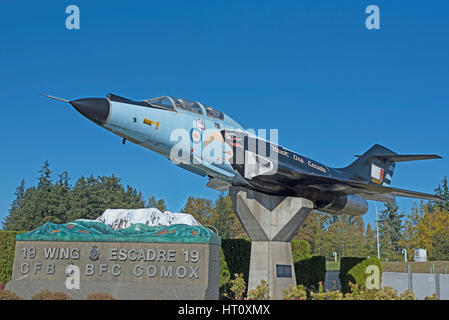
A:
[291, 172, 441, 202]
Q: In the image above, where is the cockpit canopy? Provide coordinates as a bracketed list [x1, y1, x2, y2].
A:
[204, 105, 224, 120]
[173, 97, 203, 115]
[143, 96, 224, 120]
[144, 96, 175, 110]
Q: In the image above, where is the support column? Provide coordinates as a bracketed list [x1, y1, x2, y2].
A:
[229, 187, 313, 300]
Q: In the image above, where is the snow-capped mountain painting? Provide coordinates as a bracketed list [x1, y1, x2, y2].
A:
[92, 208, 201, 230]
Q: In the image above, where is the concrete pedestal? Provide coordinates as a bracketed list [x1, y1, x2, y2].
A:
[229, 187, 313, 299]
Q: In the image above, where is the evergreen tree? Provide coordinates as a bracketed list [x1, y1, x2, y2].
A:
[2, 179, 26, 230]
[363, 223, 378, 258]
[51, 171, 71, 223]
[32, 161, 62, 225]
[64, 176, 89, 222]
[209, 193, 233, 238]
[10, 179, 26, 213]
[3, 164, 146, 230]
[66, 175, 145, 221]
[7, 186, 41, 231]
[37, 161, 52, 189]
[378, 201, 404, 260]
[147, 196, 167, 212]
[427, 176, 449, 212]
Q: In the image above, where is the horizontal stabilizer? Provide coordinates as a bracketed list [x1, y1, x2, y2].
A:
[360, 183, 442, 201]
[297, 173, 443, 202]
[354, 154, 442, 162]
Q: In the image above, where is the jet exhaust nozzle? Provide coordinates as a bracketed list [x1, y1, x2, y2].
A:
[320, 194, 368, 216]
[69, 98, 110, 124]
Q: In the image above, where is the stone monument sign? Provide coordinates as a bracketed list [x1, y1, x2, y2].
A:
[6, 209, 221, 300]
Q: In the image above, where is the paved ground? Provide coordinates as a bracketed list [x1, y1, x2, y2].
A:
[324, 270, 341, 291]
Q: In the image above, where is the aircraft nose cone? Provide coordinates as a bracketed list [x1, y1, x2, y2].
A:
[69, 98, 110, 124]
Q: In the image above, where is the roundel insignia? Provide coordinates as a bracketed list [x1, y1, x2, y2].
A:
[190, 128, 202, 143]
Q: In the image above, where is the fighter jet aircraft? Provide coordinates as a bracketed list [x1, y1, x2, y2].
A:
[44, 93, 442, 217]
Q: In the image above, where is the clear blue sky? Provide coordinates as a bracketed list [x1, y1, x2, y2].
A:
[0, 1, 447, 228]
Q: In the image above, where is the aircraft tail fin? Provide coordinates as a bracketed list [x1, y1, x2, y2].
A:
[340, 144, 441, 186]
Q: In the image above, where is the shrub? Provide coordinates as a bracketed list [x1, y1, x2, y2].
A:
[309, 282, 326, 300]
[32, 289, 73, 300]
[326, 290, 344, 300]
[229, 273, 246, 300]
[342, 283, 376, 300]
[424, 294, 440, 300]
[399, 290, 415, 300]
[0, 231, 26, 284]
[294, 255, 326, 288]
[0, 289, 22, 300]
[87, 292, 116, 300]
[219, 248, 231, 298]
[247, 280, 270, 300]
[342, 283, 369, 300]
[340, 282, 404, 300]
[340, 257, 382, 293]
[282, 284, 307, 300]
[373, 286, 399, 300]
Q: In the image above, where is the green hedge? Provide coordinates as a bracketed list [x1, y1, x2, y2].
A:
[0, 231, 25, 284]
[219, 248, 231, 297]
[221, 239, 251, 294]
[291, 239, 326, 288]
[220, 239, 325, 294]
[339, 257, 383, 293]
[294, 255, 326, 288]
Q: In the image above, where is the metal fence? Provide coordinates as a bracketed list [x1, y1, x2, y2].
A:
[324, 270, 449, 300]
[382, 272, 449, 300]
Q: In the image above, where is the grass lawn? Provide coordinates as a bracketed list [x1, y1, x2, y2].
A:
[326, 260, 449, 273]
[326, 261, 340, 271]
